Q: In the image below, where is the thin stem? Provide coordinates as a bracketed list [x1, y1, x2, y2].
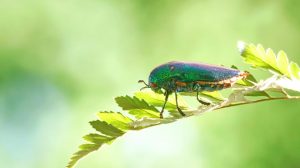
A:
[218, 96, 300, 110]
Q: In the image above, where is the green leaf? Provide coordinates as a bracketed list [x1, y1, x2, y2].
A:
[115, 95, 162, 119]
[277, 51, 290, 78]
[67, 143, 102, 168]
[201, 91, 225, 101]
[68, 41, 300, 168]
[240, 43, 272, 69]
[235, 72, 270, 97]
[97, 112, 133, 130]
[115, 96, 159, 112]
[231, 65, 256, 86]
[290, 62, 300, 79]
[239, 41, 300, 80]
[244, 91, 270, 97]
[128, 109, 160, 119]
[83, 133, 114, 144]
[134, 90, 188, 109]
[230, 65, 239, 69]
[236, 73, 257, 86]
[89, 120, 125, 137]
[236, 79, 253, 86]
[180, 91, 225, 101]
[67, 129, 119, 168]
[265, 48, 277, 69]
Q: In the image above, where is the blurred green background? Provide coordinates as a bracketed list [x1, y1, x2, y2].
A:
[1, 0, 300, 168]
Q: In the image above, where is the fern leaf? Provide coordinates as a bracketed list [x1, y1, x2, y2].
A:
[238, 41, 300, 79]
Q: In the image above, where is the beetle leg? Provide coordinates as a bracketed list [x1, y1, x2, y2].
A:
[197, 91, 211, 105]
[175, 91, 186, 117]
[160, 91, 169, 119]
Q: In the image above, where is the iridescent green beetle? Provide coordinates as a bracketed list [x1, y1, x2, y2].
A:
[139, 61, 249, 118]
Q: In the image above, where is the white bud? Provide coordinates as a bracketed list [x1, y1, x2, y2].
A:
[237, 41, 246, 53]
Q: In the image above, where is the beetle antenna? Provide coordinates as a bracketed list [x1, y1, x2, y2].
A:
[138, 80, 148, 86]
[140, 86, 148, 91]
[138, 80, 149, 91]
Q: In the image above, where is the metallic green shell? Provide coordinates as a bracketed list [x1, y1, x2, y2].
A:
[148, 61, 241, 92]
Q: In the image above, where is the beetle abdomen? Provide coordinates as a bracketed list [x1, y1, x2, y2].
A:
[175, 76, 244, 92]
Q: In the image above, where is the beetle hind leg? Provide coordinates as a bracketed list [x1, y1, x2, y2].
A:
[197, 91, 211, 105]
[175, 91, 186, 117]
[160, 91, 169, 118]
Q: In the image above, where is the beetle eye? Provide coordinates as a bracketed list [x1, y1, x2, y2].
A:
[150, 82, 157, 88]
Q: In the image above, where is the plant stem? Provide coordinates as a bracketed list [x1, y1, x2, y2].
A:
[218, 96, 300, 109]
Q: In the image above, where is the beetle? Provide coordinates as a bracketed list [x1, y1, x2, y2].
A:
[139, 61, 249, 118]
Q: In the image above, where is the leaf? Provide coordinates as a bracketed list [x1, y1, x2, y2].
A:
[68, 41, 300, 168]
[231, 65, 257, 86]
[275, 77, 300, 92]
[67, 126, 120, 168]
[239, 42, 277, 73]
[134, 90, 188, 109]
[67, 143, 102, 168]
[83, 133, 114, 144]
[68, 75, 300, 168]
[290, 62, 300, 79]
[67, 133, 115, 168]
[97, 112, 133, 130]
[265, 48, 277, 69]
[236, 79, 253, 86]
[235, 73, 270, 97]
[89, 120, 125, 137]
[230, 65, 256, 86]
[231, 65, 239, 69]
[239, 41, 300, 80]
[115, 95, 163, 119]
[180, 91, 225, 101]
[277, 51, 290, 78]
[115, 96, 159, 112]
[244, 91, 270, 97]
[201, 91, 225, 101]
[128, 109, 160, 119]
[240, 43, 273, 69]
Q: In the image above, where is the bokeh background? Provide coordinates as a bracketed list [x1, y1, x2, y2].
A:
[1, 0, 300, 168]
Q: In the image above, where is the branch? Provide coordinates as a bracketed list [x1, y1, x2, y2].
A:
[218, 96, 300, 109]
[66, 41, 300, 168]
